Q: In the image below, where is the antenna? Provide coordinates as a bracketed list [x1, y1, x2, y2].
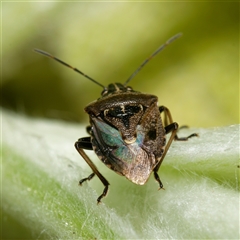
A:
[123, 33, 182, 86]
[34, 49, 105, 89]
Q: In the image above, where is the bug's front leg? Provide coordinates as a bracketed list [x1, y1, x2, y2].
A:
[75, 137, 110, 204]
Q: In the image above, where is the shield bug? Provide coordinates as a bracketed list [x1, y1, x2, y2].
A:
[35, 33, 198, 203]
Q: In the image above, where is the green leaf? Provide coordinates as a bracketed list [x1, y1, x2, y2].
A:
[2, 109, 239, 239]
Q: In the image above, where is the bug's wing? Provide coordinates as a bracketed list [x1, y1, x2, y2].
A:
[91, 103, 165, 185]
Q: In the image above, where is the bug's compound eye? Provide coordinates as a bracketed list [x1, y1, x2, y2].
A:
[101, 88, 108, 96]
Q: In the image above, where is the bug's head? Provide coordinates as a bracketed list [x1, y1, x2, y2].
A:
[100, 83, 134, 97]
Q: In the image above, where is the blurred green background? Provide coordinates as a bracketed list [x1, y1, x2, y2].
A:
[2, 1, 239, 127]
[1, 2, 239, 239]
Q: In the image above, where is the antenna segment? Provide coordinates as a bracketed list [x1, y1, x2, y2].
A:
[34, 49, 105, 89]
[35, 33, 182, 89]
[123, 33, 182, 86]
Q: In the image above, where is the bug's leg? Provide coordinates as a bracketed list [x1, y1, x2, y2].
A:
[154, 106, 198, 189]
[77, 137, 93, 150]
[75, 137, 110, 204]
[86, 126, 92, 135]
[79, 172, 95, 185]
[159, 105, 170, 126]
[153, 122, 179, 189]
[159, 105, 198, 141]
